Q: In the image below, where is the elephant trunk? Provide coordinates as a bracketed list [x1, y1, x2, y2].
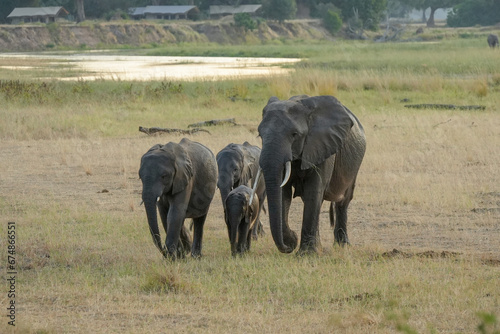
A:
[226, 207, 241, 256]
[143, 196, 163, 255]
[142, 178, 165, 256]
[217, 176, 233, 210]
[260, 157, 294, 254]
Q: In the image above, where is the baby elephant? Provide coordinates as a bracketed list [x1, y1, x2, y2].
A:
[224, 185, 260, 256]
[487, 34, 499, 48]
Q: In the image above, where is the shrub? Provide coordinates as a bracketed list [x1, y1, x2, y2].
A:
[323, 10, 343, 35]
[234, 13, 258, 31]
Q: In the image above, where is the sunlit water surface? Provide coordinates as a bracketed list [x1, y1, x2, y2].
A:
[0, 53, 301, 81]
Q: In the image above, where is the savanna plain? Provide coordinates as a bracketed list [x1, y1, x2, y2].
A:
[0, 29, 499, 333]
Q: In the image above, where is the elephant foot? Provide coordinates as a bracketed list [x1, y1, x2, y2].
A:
[298, 235, 321, 255]
[191, 251, 202, 259]
[297, 246, 320, 257]
[334, 228, 350, 246]
[251, 221, 265, 240]
[281, 230, 298, 253]
[162, 244, 187, 261]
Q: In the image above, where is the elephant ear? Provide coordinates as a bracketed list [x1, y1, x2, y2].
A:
[240, 144, 258, 186]
[164, 142, 193, 194]
[299, 96, 354, 170]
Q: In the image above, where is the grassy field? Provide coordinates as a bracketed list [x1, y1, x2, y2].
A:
[0, 29, 499, 333]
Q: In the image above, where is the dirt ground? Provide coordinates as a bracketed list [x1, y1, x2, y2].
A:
[1, 132, 499, 262]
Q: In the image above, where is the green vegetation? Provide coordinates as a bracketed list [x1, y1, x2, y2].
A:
[234, 13, 258, 32]
[262, 0, 297, 23]
[447, 0, 500, 27]
[0, 31, 499, 333]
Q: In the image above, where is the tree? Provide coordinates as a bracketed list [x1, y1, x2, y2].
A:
[75, 0, 85, 22]
[234, 12, 258, 31]
[425, 0, 461, 26]
[447, 0, 500, 27]
[399, 0, 464, 27]
[262, 0, 297, 23]
[334, 0, 387, 31]
[323, 9, 342, 34]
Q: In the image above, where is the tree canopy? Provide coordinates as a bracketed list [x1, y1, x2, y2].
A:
[447, 0, 500, 27]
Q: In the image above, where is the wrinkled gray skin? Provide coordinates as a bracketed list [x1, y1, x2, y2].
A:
[139, 138, 217, 259]
[216, 142, 266, 239]
[488, 34, 499, 48]
[257, 95, 366, 254]
[225, 185, 260, 256]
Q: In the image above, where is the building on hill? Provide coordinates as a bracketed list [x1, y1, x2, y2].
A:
[7, 7, 69, 24]
[209, 5, 262, 19]
[129, 6, 199, 20]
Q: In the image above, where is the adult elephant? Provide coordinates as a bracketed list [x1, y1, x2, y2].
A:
[216, 142, 266, 238]
[256, 95, 366, 254]
[139, 138, 217, 259]
[487, 34, 499, 48]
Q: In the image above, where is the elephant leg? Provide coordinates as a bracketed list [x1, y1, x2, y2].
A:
[254, 193, 266, 238]
[298, 195, 323, 254]
[281, 183, 297, 249]
[298, 168, 330, 254]
[165, 208, 186, 260]
[246, 227, 253, 252]
[191, 214, 207, 258]
[180, 221, 192, 254]
[157, 200, 170, 257]
[157, 200, 169, 234]
[333, 182, 355, 245]
[238, 222, 249, 254]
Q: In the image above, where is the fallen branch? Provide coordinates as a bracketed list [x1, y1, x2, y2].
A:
[404, 104, 485, 110]
[432, 119, 452, 128]
[139, 126, 210, 135]
[187, 118, 237, 128]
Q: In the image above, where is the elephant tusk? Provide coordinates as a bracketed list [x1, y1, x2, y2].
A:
[249, 167, 261, 206]
[140, 200, 144, 206]
[157, 197, 160, 202]
[280, 161, 291, 187]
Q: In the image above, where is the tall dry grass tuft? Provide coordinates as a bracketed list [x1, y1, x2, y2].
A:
[291, 68, 338, 96]
[472, 78, 489, 97]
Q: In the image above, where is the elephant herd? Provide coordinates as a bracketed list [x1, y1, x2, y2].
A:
[139, 95, 366, 259]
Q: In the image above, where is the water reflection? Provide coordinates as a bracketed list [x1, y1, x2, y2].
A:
[0, 53, 301, 81]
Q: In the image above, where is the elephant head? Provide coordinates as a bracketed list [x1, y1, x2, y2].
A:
[138, 143, 193, 255]
[224, 185, 258, 256]
[216, 143, 258, 208]
[257, 95, 359, 253]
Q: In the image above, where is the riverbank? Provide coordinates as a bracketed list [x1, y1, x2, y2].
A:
[0, 19, 329, 52]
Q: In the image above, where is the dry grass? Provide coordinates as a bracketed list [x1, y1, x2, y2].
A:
[0, 36, 499, 333]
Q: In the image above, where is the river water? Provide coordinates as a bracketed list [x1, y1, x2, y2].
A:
[0, 53, 301, 81]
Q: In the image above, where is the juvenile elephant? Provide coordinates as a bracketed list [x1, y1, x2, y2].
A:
[224, 185, 260, 256]
[139, 138, 217, 259]
[216, 142, 266, 238]
[488, 34, 499, 48]
[256, 95, 366, 254]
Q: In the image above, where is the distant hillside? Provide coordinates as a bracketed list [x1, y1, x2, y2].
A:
[0, 19, 329, 52]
